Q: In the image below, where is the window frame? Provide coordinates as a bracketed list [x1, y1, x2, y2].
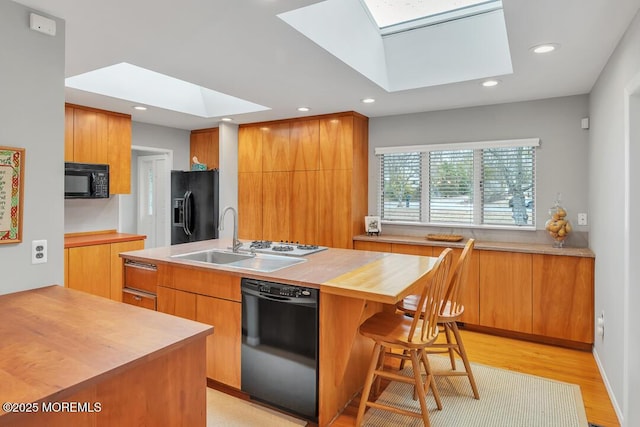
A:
[376, 138, 540, 230]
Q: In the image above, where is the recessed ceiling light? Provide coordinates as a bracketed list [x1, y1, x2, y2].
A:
[133, 105, 147, 111]
[531, 43, 559, 54]
[297, 107, 310, 112]
[361, 98, 376, 104]
[481, 80, 499, 87]
[221, 117, 232, 122]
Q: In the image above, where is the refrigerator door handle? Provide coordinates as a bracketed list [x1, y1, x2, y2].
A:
[183, 191, 193, 236]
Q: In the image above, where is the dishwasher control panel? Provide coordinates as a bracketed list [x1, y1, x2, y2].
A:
[260, 284, 313, 298]
[241, 277, 318, 302]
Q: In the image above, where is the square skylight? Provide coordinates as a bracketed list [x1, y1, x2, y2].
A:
[361, 0, 501, 35]
[65, 62, 270, 118]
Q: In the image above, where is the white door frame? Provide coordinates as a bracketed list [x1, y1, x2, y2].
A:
[132, 145, 173, 247]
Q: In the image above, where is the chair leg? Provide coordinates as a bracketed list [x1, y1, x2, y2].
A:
[355, 343, 383, 426]
[410, 350, 432, 427]
[399, 348, 408, 370]
[373, 345, 386, 397]
[444, 323, 457, 370]
[421, 350, 443, 410]
[450, 321, 480, 399]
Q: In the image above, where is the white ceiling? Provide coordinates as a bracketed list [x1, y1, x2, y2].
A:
[13, 0, 640, 130]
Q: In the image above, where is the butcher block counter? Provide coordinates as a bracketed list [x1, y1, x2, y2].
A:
[0, 285, 212, 427]
[119, 238, 438, 426]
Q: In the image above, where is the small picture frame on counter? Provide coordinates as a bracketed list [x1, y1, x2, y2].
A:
[365, 216, 381, 236]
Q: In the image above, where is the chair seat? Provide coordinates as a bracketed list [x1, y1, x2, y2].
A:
[397, 296, 465, 322]
[359, 311, 438, 349]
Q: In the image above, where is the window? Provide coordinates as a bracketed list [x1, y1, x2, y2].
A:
[377, 138, 539, 227]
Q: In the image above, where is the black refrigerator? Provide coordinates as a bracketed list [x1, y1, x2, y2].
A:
[171, 169, 219, 245]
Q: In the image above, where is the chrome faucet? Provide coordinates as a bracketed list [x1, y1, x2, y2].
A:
[219, 206, 242, 252]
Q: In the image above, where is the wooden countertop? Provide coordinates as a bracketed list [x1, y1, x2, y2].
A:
[0, 286, 212, 415]
[65, 231, 146, 248]
[353, 234, 595, 258]
[119, 239, 438, 305]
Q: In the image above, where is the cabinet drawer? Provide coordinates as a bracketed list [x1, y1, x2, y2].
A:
[124, 260, 158, 294]
[122, 288, 157, 310]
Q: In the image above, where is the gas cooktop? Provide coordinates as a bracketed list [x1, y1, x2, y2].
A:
[240, 240, 328, 257]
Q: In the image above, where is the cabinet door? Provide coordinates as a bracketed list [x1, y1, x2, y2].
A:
[63, 248, 69, 287]
[157, 286, 196, 320]
[108, 114, 132, 194]
[479, 251, 532, 333]
[532, 255, 594, 343]
[318, 169, 352, 248]
[391, 244, 433, 256]
[190, 128, 219, 170]
[290, 120, 319, 171]
[122, 289, 157, 310]
[111, 240, 145, 302]
[64, 106, 74, 162]
[196, 294, 241, 388]
[448, 246, 480, 325]
[354, 241, 392, 252]
[290, 171, 318, 244]
[68, 244, 111, 298]
[319, 116, 353, 170]
[238, 172, 262, 240]
[238, 126, 263, 173]
[262, 172, 291, 241]
[73, 108, 109, 164]
[262, 123, 291, 172]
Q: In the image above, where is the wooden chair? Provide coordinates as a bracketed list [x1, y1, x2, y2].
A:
[355, 248, 453, 427]
[396, 239, 480, 400]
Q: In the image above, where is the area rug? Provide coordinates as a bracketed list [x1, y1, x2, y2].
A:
[206, 388, 307, 427]
[362, 356, 589, 426]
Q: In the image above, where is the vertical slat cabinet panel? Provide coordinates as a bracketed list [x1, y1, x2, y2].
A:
[532, 255, 594, 343]
[157, 286, 197, 321]
[446, 246, 480, 325]
[238, 126, 263, 173]
[290, 171, 318, 244]
[319, 116, 353, 170]
[68, 244, 111, 299]
[190, 128, 219, 170]
[262, 122, 291, 172]
[110, 240, 145, 302]
[196, 294, 241, 388]
[318, 169, 352, 248]
[108, 114, 132, 194]
[64, 106, 74, 162]
[262, 172, 291, 241]
[290, 119, 320, 171]
[73, 109, 109, 164]
[350, 114, 369, 239]
[238, 172, 262, 240]
[479, 250, 532, 333]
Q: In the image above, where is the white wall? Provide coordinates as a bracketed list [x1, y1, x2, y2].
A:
[589, 9, 640, 427]
[368, 95, 590, 245]
[0, 2, 65, 294]
[218, 123, 239, 239]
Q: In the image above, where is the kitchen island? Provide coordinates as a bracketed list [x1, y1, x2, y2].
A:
[0, 285, 213, 427]
[119, 238, 438, 426]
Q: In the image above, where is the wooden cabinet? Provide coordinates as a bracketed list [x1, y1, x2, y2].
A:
[66, 236, 145, 301]
[532, 255, 594, 342]
[238, 112, 368, 248]
[156, 265, 242, 388]
[190, 127, 219, 170]
[64, 104, 132, 194]
[122, 288, 157, 310]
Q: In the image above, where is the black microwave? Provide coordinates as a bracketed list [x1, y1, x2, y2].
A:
[64, 162, 110, 199]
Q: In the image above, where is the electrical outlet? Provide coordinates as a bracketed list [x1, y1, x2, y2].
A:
[578, 213, 588, 226]
[32, 240, 47, 264]
[596, 310, 605, 337]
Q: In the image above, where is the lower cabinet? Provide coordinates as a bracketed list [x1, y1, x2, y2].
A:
[156, 268, 242, 388]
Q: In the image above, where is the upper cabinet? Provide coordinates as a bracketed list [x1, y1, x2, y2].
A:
[190, 128, 219, 170]
[238, 112, 368, 248]
[64, 104, 132, 194]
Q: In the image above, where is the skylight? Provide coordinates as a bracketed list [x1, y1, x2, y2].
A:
[65, 63, 270, 118]
[361, 0, 502, 35]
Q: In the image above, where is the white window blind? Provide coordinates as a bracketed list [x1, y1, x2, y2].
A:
[377, 139, 539, 227]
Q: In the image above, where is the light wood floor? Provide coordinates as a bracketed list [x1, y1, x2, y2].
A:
[330, 329, 619, 427]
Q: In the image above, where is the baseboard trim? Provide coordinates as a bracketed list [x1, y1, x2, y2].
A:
[592, 347, 623, 426]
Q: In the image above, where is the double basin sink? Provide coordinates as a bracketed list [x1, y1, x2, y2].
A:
[170, 248, 306, 272]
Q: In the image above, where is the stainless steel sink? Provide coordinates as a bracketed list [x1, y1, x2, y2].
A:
[170, 249, 306, 272]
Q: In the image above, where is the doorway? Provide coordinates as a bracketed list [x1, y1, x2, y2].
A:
[133, 147, 172, 248]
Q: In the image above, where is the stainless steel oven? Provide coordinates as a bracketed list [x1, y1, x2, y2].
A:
[241, 278, 318, 421]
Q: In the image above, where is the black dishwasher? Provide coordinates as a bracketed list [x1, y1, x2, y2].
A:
[241, 278, 318, 421]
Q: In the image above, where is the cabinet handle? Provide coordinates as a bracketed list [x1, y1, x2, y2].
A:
[134, 296, 142, 301]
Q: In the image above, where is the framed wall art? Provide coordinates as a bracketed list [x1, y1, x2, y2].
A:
[0, 146, 25, 244]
